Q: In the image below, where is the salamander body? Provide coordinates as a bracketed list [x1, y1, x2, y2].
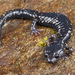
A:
[0, 9, 73, 63]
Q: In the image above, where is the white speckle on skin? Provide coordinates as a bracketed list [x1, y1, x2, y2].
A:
[9, 12, 12, 16]
[45, 50, 50, 53]
[41, 16, 45, 18]
[57, 49, 62, 54]
[51, 18, 54, 22]
[13, 11, 16, 14]
[19, 11, 22, 14]
[23, 11, 27, 14]
[45, 53, 48, 56]
[53, 52, 56, 56]
[57, 49, 64, 57]
[68, 30, 71, 33]
[44, 17, 48, 20]
[61, 30, 71, 43]
[58, 25, 61, 28]
[47, 17, 52, 22]
[29, 14, 33, 16]
[52, 18, 56, 23]
[51, 58, 56, 62]
[70, 48, 73, 51]
[69, 28, 72, 30]
[58, 29, 61, 33]
[15, 11, 19, 14]
[48, 58, 51, 62]
[59, 50, 64, 56]
[55, 22, 61, 26]
[61, 43, 64, 47]
[3, 21, 10, 27]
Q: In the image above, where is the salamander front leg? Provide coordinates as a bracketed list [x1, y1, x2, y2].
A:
[31, 19, 41, 35]
[45, 34, 56, 46]
[65, 45, 73, 57]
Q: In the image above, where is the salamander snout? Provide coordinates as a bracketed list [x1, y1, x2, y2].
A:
[44, 42, 65, 63]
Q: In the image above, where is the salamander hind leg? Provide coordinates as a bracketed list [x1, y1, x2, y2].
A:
[44, 34, 56, 46]
[31, 19, 41, 35]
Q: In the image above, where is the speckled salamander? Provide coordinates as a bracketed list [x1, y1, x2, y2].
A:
[0, 9, 73, 63]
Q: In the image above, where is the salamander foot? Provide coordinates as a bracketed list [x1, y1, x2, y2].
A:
[31, 29, 41, 35]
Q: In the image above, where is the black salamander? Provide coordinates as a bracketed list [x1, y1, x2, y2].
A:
[0, 9, 73, 63]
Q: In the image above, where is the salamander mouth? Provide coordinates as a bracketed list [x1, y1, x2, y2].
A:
[46, 58, 60, 63]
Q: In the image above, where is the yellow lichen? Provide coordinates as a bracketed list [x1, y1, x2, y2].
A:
[39, 36, 48, 47]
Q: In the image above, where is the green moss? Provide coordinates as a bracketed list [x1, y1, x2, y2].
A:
[39, 36, 48, 47]
[44, 36, 48, 42]
[51, 30, 55, 34]
[39, 41, 44, 47]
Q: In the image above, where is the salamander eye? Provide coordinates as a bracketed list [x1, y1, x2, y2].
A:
[44, 53, 48, 57]
[55, 54, 59, 58]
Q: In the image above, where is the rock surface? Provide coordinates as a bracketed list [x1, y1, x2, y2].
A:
[0, 0, 75, 75]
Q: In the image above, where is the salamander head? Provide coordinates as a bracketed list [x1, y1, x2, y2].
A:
[44, 41, 65, 63]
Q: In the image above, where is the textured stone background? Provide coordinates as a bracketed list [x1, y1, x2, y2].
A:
[0, 0, 75, 75]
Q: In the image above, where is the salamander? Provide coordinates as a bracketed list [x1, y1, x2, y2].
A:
[0, 9, 73, 63]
